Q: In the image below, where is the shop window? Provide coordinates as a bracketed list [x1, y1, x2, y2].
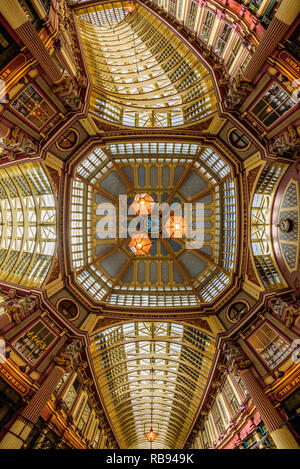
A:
[0, 30, 19, 70]
[257, 423, 276, 449]
[64, 377, 81, 410]
[251, 83, 295, 128]
[13, 320, 57, 364]
[32, 428, 60, 449]
[0, 377, 23, 427]
[282, 388, 300, 437]
[286, 24, 300, 61]
[11, 85, 56, 130]
[248, 323, 290, 369]
[243, 433, 257, 449]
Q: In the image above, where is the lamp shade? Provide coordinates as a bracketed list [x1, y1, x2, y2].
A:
[145, 427, 158, 442]
[129, 233, 152, 255]
[164, 215, 185, 238]
[125, 2, 136, 13]
[132, 193, 155, 216]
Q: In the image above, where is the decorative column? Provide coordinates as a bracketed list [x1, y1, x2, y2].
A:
[0, 340, 81, 449]
[243, 0, 300, 82]
[239, 366, 299, 449]
[224, 343, 300, 449]
[0, 311, 12, 331]
[0, 0, 63, 84]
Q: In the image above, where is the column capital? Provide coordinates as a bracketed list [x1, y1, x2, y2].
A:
[232, 359, 252, 375]
[54, 339, 82, 372]
[223, 341, 251, 374]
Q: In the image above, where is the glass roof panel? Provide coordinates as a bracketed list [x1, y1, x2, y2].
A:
[75, 1, 217, 128]
[92, 322, 214, 448]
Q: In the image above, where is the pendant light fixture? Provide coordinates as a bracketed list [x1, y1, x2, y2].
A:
[144, 359, 158, 447]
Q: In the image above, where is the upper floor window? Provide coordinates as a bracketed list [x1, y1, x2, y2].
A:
[251, 83, 295, 128]
[186, 0, 198, 30]
[200, 11, 215, 43]
[169, 0, 177, 16]
[223, 377, 240, 415]
[248, 323, 290, 369]
[40, 0, 51, 14]
[13, 320, 57, 364]
[226, 37, 242, 72]
[212, 401, 225, 434]
[64, 377, 81, 410]
[215, 23, 232, 56]
[78, 401, 92, 431]
[92, 424, 102, 448]
[55, 371, 71, 394]
[11, 85, 56, 130]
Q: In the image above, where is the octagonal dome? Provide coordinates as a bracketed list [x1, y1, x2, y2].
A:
[69, 141, 239, 310]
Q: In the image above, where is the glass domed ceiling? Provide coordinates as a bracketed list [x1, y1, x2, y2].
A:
[69, 142, 238, 309]
[75, 1, 217, 128]
[91, 321, 215, 449]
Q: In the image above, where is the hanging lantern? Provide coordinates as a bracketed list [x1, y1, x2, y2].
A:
[129, 233, 152, 256]
[131, 193, 155, 216]
[125, 2, 135, 14]
[164, 215, 185, 238]
[145, 427, 158, 442]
